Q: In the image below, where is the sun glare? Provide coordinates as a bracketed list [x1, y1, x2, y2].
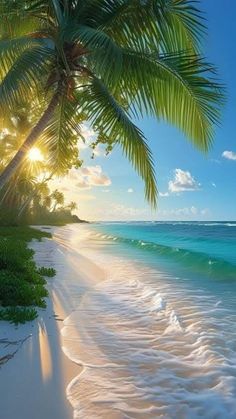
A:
[28, 147, 44, 162]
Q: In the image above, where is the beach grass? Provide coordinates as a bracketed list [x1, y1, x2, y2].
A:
[0, 226, 55, 324]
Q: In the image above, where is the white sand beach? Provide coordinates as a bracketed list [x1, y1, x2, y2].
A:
[0, 225, 104, 419]
[2, 224, 236, 418]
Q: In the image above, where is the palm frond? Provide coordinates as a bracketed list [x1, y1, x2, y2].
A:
[0, 1, 44, 38]
[0, 37, 46, 68]
[0, 0, 224, 208]
[51, 0, 63, 24]
[119, 50, 223, 151]
[154, 0, 205, 53]
[75, 0, 204, 53]
[79, 77, 158, 207]
[0, 43, 54, 111]
[76, 0, 162, 52]
[65, 23, 123, 81]
[40, 94, 83, 173]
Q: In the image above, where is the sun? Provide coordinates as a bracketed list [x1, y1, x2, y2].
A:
[28, 147, 44, 162]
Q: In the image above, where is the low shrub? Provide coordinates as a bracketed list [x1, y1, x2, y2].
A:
[0, 240, 34, 271]
[0, 270, 48, 307]
[0, 307, 38, 324]
[0, 226, 52, 241]
[37, 267, 56, 277]
[0, 227, 55, 324]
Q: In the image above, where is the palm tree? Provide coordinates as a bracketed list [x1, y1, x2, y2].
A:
[67, 201, 78, 213]
[43, 195, 52, 211]
[17, 180, 51, 220]
[0, 0, 223, 207]
[51, 190, 65, 211]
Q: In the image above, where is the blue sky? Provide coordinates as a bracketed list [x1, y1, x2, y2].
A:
[56, 1, 236, 221]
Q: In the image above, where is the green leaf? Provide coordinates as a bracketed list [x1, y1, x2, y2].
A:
[51, 0, 63, 23]
[76, 0, 204, 53]
[153, 0, 206, 53]
[65, 23, 123, 82]
[119, 50, 224, 151]
[40, 93, 83, 173]
[0, 43, 53, 111]
[79, 77, 158, 207]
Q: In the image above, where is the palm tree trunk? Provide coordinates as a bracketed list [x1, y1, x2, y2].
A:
[0, 89, 62, 190]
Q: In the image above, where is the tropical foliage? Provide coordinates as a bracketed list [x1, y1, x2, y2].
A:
[0, 226, 54, 324]
[0, 111, 79, 225]
[0, 0, 224, 207]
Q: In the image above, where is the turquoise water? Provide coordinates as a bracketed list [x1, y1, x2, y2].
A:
[59, 223, 236, 418]
[87, 222, 236, 288]
[91, 221, 236, 271]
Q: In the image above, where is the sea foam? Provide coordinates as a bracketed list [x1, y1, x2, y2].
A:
[59, 230, 236, 419]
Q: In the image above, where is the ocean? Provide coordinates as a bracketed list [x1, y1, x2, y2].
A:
[56, 221, 236, 418]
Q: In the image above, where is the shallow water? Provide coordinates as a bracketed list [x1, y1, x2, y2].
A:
[56, 223, 236, 418]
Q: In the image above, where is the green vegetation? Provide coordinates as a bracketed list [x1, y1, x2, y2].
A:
[0, 2, 225, 321]
[0, 226, 51, 241]
[0, 227, 55, 324]
[0, 109, 81, 226]
[0, 0, 224, 207]
[0, 307, 38, 324]
[37, 267, 56, 277]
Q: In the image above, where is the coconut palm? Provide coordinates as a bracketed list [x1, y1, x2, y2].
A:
[0, 172, 36, 210]
[43, 195, 52, 211]
[67, 201, 78, 212]
[51, 190, 65, 211]
[0, 0, 223, 207]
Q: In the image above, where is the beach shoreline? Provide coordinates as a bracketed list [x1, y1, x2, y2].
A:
[2, 222, 236, 418]
[0, 225, 103, 419]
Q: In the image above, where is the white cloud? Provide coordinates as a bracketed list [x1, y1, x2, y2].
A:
[106, 204, 149, 219]
[80, 202, 211, 222]
[77, 124, 106, 158]
[75, 180, 91, 189]
[80, 124, 96, 141]
[77, 124, 96, 151]
[91, 173, 111, 186]
[222, 150, 236, 161]
[76, 165, 111, 188]
[127, 188, 134, 193]
[159, 192, 169, 197]
[171, 206, 197, 217]
[157, 206, 210, 220]
[49, 166, 111, 217]
[49, 166, 111, 207]
[168, 169, 200, 193]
